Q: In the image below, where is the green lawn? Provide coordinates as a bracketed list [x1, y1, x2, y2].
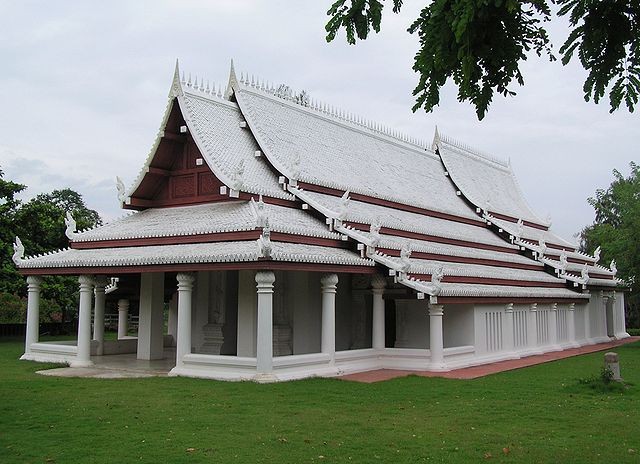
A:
[1, 339, 639, 463]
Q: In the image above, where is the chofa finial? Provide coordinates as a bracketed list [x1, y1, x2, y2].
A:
[250, 194, 269, 228]
[64, 211, 77, 240]
[257, 219, 272, 258]
[12, 236, 25, 264]
[116, 176, 127, 204]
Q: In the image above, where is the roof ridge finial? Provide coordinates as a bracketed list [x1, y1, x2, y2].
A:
[170, 58, 184, 97]
[225, 58, 239, 101]
[432, 125, 441, 150]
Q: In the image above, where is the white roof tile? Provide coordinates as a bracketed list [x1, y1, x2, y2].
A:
[73, 201, 339, 242]
[438, 283, 590, 299]
[379, 255, 563, 284]
[235, 87, 477, 219]
[437, 137, 546, 225]
[489, 217, 577, 249]
[180, 91, 293, 200]
[18, 241, 372, 269]
[301, 190, 516, 249]
[371, 233, 542, 267]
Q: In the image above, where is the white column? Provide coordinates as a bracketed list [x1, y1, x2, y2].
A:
[255, 271, 275, 378]
[549, 303, 558, 349]
[92, 276, 108, 356]
[568, 303, 577, 345]
[527, 303, 538, 351]
[503, 303, 515, 352]
[175, 273, 195, 370]
[117, 299, 129, 339]
[23, 275, 43, 356]
[72, 274, 94, 367]
[371, 274, 386, 350]
[137, 272, 165, 360]
[320, 273, 338, 360]
[428, 304, 446, 370]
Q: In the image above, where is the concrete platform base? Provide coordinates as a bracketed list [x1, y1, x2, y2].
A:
[340, 337, 639, 383]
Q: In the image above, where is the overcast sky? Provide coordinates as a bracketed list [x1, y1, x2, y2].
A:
[0, 1, 637, 243]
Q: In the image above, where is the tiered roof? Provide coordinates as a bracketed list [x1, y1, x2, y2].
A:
[14, 60, 619, 300]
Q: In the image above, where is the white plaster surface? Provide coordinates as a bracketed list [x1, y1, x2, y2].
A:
[235, 87, 477, 219]
[74, 201, 341, 242]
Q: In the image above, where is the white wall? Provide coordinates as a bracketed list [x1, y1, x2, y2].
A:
[291, 271, 322, 355]
[443, 304, 474, 348]
[237, 270, 257, 357]
[395, 300, 429, 349]
[137, 272, 165, 360]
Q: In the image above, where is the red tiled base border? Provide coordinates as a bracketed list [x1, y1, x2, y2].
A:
[340, 337, 640, 383]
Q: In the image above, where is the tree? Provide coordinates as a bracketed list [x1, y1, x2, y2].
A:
[0, 169, 26, 295]
[579, 162, 640, 328]
[14, 189, 101, 256]
[325, 0, 639, 120]
[13, 189, 102, 315]
[275, 84, 311, 106]
[0, 170, 102, 322]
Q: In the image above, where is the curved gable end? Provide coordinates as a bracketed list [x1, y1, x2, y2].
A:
[124, 69, 292, 210]
[435, 134, 545, 227]
[234, 86, 476, 220]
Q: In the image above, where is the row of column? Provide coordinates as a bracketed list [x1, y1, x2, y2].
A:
[24, 270, 448, 372]
[24, 275, 131, 367]
[170, 271, 441, 374]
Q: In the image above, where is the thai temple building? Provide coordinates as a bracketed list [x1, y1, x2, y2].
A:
[12, 61, 628, 382]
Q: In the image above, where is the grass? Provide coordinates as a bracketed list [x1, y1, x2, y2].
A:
[1, 340, 639, 464]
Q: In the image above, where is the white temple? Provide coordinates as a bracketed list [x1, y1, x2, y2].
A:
[12, 60, 628, 381]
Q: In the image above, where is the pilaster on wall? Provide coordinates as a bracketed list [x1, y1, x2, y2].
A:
[567, 303, 580, 347]
[428, 304, 446, 371]
[584, 299, 591, 342]
[526, 303, 540, 354]
[503, 303, 515, 352]
[613, 292, 630, 339]
[548, 303, 560, 351]
[371, 274, 386, 350]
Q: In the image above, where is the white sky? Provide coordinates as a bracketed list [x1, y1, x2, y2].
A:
[0, 1, 637, 242]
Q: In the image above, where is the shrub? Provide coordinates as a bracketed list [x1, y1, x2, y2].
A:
[576, 367, 627, 394]
[0, 292, 27, 323]
[627, 328, 640, 336]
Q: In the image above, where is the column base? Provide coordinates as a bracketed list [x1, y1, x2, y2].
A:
[253, 372, 278, 383]
[428, 362, 449, 372]
[70, 359, 94, 368]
